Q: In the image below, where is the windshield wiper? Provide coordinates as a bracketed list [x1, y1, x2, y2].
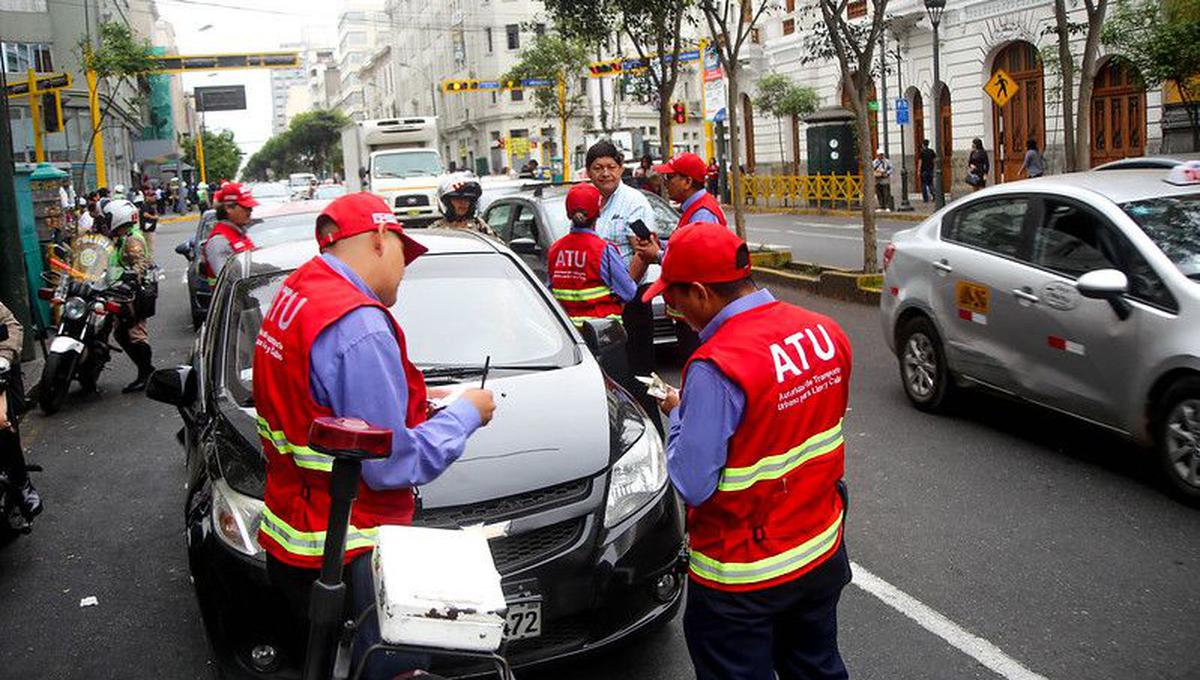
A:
[421, 364, 488, 379]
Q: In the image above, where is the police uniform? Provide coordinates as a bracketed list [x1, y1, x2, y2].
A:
[646, 223, 853, 680]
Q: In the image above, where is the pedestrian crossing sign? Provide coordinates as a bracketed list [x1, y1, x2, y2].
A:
[984, 69, 1018, 107]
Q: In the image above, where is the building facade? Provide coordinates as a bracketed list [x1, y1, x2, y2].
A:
[270, 44, 307, 135]
[335, 0, 390, 121]
[747, 0, 1167, 194]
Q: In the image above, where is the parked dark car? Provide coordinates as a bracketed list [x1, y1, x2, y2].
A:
[481, 185, 683, 346]
[149, 228, 686, 679]
[177, 201, 335, 329]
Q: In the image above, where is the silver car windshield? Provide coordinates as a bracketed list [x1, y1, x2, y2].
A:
[1121, 194, 1200, 280]
[222, 253, 576, 406]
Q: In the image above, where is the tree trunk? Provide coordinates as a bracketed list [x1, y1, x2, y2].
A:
[1054, 0, 1077, 171]
[776, 116, 785, 170]
[855, 88, 878, 272]
[1074, 7, 1106, 169]
[659, 99, 673, 160]
[727, 64, 747, 240]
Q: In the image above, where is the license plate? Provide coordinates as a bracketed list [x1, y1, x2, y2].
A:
[404, 209, 423, 216]
[504, 602, 542, 641]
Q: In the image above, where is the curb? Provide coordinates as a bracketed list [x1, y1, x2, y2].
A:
[756, 266, 882, 306]
[159, 213, 200, 225]
[731, 204, 930, 223]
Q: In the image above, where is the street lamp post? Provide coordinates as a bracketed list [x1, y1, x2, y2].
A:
[924, 0, 946, 209]
[892, 41, 914, 212]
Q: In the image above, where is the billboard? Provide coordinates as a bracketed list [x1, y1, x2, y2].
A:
[195, 85, 247, 112]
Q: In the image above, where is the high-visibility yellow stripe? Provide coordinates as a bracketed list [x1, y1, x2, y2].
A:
[569, 314, 622, 327]
[256, 417, 335, 472]
[552, 285, 614, 302]
[259, 506, 378, 557]
[689, 512, 843, 586]
[716, 420, 844, 493]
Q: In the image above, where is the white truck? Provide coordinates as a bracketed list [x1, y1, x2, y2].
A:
[342, 117, 445, 226]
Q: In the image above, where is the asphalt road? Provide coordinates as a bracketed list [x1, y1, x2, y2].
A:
[744, 212, 921, 271]
[1, 216, 1197, 680]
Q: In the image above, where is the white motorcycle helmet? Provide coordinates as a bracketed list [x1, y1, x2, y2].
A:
[437, 174, 483, 219]
[112, 184, 127, 199]
[103, 199, 139, 232]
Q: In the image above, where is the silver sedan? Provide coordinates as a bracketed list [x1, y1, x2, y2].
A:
[880, 169, 1200, 501]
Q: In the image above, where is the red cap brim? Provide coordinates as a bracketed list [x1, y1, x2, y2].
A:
[652, 162, 675, 175]
[400, 231, 427, 264]
[641, 277, 669, 303]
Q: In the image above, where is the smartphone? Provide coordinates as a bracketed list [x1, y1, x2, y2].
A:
[629, 219, 652, 241]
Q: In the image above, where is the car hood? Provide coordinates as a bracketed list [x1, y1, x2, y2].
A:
[218, 360, 614, 508]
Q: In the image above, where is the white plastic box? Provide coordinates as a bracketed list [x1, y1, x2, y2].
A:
[372, 525, 508, 652]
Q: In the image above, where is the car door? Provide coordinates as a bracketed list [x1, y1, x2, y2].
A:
[507, 202, 549, 278]
[1005, 195, 1145, 427]
[483, 201, 516, 241]
[932, 195, 1036, 393]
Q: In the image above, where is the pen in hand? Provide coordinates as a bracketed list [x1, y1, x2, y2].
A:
[480, 355, 491, 389]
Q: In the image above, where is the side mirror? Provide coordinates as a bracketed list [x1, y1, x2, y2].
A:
[580, 317, 633, 387]
[146, 365, 197, 407]
[510, 238, 540, 255]
[1076, 268, 1131, 320]
[175, 241, 194, 261]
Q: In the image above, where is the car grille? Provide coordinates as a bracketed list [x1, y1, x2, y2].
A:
[489, 518, 585, 574]
[393, 194, 430, 208]
[415, 478, 591, 527]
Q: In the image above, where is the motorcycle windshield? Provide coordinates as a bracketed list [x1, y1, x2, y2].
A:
[71, 234, 116, 284]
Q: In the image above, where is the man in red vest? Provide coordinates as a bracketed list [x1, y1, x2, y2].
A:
[643, 222, 853, 680]
[547, 183, 646, 327]
[201, 182, 258, 285]
[252, 192, 495, 678]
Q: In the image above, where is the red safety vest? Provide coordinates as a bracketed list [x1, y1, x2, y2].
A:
[683, 300, 852, 592]
[679, 190, 728, 227]
[253, 256, 428, 569]
[547, 230, 624, 326]
[202, 221, 256, 283]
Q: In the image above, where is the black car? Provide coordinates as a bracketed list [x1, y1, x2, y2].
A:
[481, 185, 683, 346]
[149, 228, 686, 679]
[176, 201, 336, 329]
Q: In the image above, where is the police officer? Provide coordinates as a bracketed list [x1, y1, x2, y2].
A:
[638, 152, 729, 359]
[547, 183, 646, 327]
[104, 199, 157, 393]
[429, 176, 496, 236]
[253, 192, 496, 679]
[201, 182, 257, 286]
[646, 222, 853, 680]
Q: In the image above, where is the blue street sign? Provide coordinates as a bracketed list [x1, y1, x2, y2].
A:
[895, 98, 910, 126]
[522, 78, 555, 88]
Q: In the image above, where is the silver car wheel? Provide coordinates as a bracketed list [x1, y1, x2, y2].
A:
[903, 333, 937, 401]
[1165, 399, 1200, 489]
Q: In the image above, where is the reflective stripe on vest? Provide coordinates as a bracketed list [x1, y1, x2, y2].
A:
[717, 419, 844, 493]
[568, 313, 622, 327]
[259, 506, 378, 557]
[553, 285, 615, 302]
[689, 511, 843, 586]
[256, 417, 335, 473]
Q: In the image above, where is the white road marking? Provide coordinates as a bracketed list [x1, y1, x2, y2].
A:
[851, 561, 1049, 680]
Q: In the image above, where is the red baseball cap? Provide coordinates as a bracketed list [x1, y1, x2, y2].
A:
[565, 183, 602, 223]
[653, 152, 708, 184]
[219, 182, 259, 208]
[642, 222, 750, 303]
[316, 192, 427, 263]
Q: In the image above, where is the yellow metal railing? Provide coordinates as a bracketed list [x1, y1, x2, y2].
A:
[742, 174, 864, 209]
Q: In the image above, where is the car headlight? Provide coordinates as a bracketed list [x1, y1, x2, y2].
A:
[63, 297, 87, 321]
[604, 418, 668, 528]
[211, 479, 265, 560]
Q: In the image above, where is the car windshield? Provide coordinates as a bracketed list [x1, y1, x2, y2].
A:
[222, 253, 576, 406]
[372, 151, 442, 178]
[314, 185, 347, 200]
[1121, 193, 1200, 280]
[243, 212, 322, 250]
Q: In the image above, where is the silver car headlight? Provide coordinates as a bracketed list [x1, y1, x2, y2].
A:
[211, 479, 265, 560]
[63, 297, 87, 321]
[604, 419, 668, 528]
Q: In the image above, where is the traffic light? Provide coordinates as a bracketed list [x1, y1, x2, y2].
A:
[672, 101, 686, 125]
[42, 92, 63, 133]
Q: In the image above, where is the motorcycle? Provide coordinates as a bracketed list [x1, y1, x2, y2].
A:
[0, 325, 40, 543]
[35, 237, 134, 415]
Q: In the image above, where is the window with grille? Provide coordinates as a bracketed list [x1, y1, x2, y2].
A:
[848, 0, 867, 18]
[506, 24, 520, 50]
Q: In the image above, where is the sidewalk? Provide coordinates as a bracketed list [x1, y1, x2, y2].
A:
[732, 192, 939, 222]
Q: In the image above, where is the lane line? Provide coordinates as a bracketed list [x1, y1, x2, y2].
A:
[851, 561, 1049, 680]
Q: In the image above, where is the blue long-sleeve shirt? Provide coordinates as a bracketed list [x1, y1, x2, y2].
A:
[666, 289, 776, 507]
[548, 228, 639, 303]
[679, 189, 721, 225]
[309, 253, 482, 491]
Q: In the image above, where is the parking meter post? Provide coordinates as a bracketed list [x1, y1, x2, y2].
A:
[302, 457, 361, 680]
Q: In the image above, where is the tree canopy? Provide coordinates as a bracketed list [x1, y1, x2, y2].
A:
[181, 129, 243, 183]
[241, 109, 350, 181]
[502, 34, 591, 126]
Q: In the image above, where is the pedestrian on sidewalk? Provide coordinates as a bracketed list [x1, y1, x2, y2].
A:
[967, 138, 989, 191]
[1022, 138, 1045, 178]
[706, 157, 720, 196]
[253, 193, 495, 679]
[918, 139, 937, 204]
[646, 222, 853, 680]
[873, 150, 894, 211]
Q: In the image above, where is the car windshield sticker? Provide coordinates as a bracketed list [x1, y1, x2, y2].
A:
[1047, 336, 1086, 356]
[955, 281, 990, 325]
